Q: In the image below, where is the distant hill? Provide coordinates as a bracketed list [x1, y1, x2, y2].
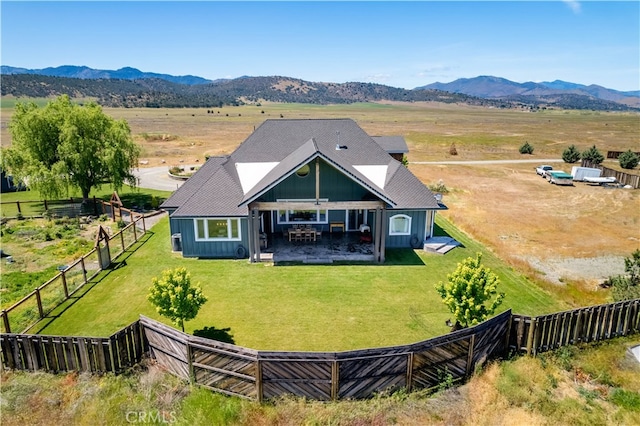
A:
[417, 76, 640, 109]
[1, 65, 212, 86]
[1, 65, 638, 111]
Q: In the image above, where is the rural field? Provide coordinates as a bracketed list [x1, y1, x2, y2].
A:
[1, 101, 639, 423]
[5, 101, 636, 303]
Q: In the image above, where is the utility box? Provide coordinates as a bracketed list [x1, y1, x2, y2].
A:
[171, 233, 182, 252]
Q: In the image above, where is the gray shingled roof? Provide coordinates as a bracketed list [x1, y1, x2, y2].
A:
[372, 136, 409, 154]
[161, 119, 442, 217]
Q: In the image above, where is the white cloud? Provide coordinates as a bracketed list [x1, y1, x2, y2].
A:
[562, 0, 581, 14]
[364, 73, 392, 84]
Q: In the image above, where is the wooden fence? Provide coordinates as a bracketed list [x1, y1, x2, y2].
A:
[509, 299, 640, 355]
[0, 320, 146, 373]
[141, 312, 512, 401]
[0, 214, 147, 334]
[0, 197, 101, 219]
[1, 299, 638, 402]
[606, 151, 640, 160]
[582, 159, 640, 188]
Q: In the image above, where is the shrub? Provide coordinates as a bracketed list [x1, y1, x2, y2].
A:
[428, 179, 449, 194]
[519, 142, 534, 155]
[581, 145, 604, 164]
[148, 267, 208, 332]
[449, 143, 458, 156]
[435, 252, 505, 328]
[605, 249, 640, 301]
[562, 144, 581, 163]
[618, 150, 639, 169]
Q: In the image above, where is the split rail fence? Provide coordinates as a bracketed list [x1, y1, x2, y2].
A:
[0, 214, 147, 335]
[2, 299, 637, 401]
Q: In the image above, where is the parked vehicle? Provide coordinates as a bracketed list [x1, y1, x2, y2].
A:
[535, 165, 553, 177]
[571, 166, 602, 181]
[547, 171, 574, 186]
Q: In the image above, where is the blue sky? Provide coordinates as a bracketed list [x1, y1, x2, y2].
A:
[2, 1, 639, 91]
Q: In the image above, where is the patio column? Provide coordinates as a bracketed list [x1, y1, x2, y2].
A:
[251, 208, 261, 262]
[373, 207, 382, 263]
[247, 210, 255, 262]
[379, 206, 386, 263]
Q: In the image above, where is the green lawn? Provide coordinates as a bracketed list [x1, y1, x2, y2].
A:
[36, 215, 563, 352]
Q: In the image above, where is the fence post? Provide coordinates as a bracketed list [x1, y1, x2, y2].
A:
[1, 310, 10, 333]
[80, 256, 88, 284]
[16, 201, 21, 214]
[61, 269, 69, 299]
[465, 334, 476, 377]
[44, 199, 48, 211]
[93, 196, 98, 216]
[256, 360, 263, 403]
[186, 340, 195, 384]
[133, 219, 138, 242]
[35, 289, 44, 319]
[331, 359, 339, 401]
[120, 229, 125, 253]
[525, 317, 536, 355]
[405, 352, 414, 393]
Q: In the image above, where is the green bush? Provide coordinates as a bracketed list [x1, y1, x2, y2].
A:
[618, 150, 639, 170]
[562, 145, 581, 163]
[581, 145, 604, 164]
[519, 142, 534, 154]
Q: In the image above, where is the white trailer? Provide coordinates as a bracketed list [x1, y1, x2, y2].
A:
[571, 166, 601, 181]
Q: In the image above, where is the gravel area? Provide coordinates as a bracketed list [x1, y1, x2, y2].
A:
[521, 255, 627, 285]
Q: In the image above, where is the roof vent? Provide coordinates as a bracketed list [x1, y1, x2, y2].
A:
[335, 130, 347, 150]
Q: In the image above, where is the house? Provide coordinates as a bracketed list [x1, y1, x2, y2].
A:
[160, 119, 446, 263]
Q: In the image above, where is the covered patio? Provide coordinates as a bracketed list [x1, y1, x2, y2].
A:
[246, 200, 387, 264]
[259, 231, 375, 264]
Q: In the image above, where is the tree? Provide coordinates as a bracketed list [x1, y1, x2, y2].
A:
[148, 268, 208, 332]
[605, 249, 640, 302]
[2, 95, 140, 200]
[581, 145, 604, 164]
[519, 141, 534, 155]
[562, 144, 581, 163]
[618, 150, 639, 170]
[436, 253, 505, 329]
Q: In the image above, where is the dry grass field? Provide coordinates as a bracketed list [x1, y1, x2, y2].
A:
[2, 101, 639, 305]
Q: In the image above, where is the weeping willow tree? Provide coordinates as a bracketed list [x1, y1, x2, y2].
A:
[2, 95, 140, 199]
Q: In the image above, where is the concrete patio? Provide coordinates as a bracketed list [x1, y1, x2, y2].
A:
[259, 232, 375, 264]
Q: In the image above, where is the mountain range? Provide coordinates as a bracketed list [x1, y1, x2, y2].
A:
[1, 65, 639, 111]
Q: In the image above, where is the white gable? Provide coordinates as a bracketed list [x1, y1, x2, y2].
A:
[235, 162, 279, 194]
[353, 165, 388, 189]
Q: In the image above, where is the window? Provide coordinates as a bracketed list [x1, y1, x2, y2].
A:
[276, 199, 328, 224]
[194, 218, 241, 241]
[296, 164, 310, 177]
[389, 214, 411, 236]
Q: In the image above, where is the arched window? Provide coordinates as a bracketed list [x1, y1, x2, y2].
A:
[389, 214, 411, 236]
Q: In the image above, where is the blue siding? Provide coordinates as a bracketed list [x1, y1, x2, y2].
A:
[171, 217, 249, 258]
[260, 160, 372, 202]
[384, 210, 429, 248]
